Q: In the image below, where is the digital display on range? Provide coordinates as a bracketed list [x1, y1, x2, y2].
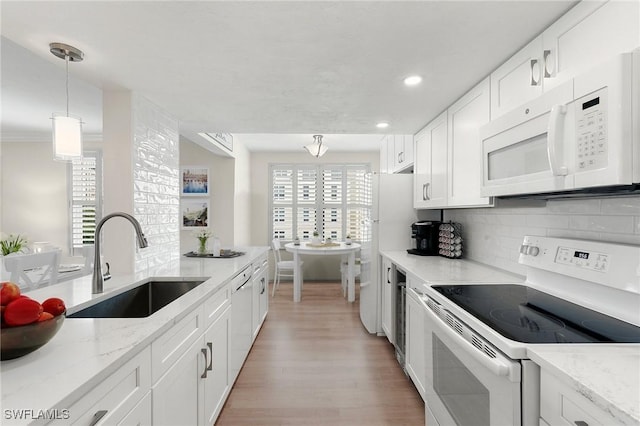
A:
[582, 97, 600, 110]
[574, 251, 590, 260]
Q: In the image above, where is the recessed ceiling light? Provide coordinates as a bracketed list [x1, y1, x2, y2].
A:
[404, 75, 423, 86]
[376, 122, 389, 129]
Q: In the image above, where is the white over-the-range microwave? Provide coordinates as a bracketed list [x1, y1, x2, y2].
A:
[480, 48, 640, 198]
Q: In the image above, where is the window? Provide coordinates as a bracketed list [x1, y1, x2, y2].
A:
[68, 151, 103, 255]
[269, 164, 372, 242]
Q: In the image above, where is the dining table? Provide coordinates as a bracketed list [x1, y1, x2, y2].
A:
[284, 241, 361, 303]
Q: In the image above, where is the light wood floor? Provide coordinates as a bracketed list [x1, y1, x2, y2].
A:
[215, 281, 425, 426]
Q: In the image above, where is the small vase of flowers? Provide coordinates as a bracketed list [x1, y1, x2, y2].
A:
[194, 230, 212, 255]
[311, 231, 321, 245]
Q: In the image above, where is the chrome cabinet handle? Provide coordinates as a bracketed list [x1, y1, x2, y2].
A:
[89, 410, 108, 426]
[260, 277, 266, 294]
[574, 421, 589, 426]
[530, 58, 541, 86]
[422, 183, 430, 200]
[386, 267, 391, 284]
[200, 348, 208, 378]
[207, 342, 213, 371]
[543, 49, 554, 78]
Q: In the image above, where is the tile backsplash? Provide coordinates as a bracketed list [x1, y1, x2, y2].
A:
[445, 196, 640, 276]
[132, 94, 180, 271]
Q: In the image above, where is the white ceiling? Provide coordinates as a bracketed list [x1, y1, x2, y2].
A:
[1, 1, 576, 152]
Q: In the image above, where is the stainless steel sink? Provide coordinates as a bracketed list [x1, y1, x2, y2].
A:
[68, 280, 205, 318]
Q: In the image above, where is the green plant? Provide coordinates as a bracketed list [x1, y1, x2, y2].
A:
[313, 230, 319, 237]
[0, 234, 27, 256]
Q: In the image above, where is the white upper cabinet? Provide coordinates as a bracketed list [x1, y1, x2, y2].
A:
[381, 134, 414, 174]
[414, 111, 448, 208]
[491, 0, 640, 120]
[490, 35, 544, 120]
[447, 77, 494, 208]
[542, 0, 640, 91]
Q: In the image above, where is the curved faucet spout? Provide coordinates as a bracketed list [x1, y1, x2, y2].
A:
[92, 212, 148, 294]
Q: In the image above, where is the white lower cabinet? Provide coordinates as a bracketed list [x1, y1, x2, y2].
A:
[405, 288, 425, 400]
[202, 306, 231, 425]
[539, 369, 619, 426]
[252, 255, 269, 341]
[47, 347, 152, 425]
[118, 391, 152, 426]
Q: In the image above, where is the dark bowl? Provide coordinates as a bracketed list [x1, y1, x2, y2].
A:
[1, 312, 65, 360]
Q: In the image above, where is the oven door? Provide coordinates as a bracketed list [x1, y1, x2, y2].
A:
[423, 296, 522, 426]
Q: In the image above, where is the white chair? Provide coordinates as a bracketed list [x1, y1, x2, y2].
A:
[340, 258, 361, 297]
[271, 239, 300, 297]
[3, 250, 60, 290]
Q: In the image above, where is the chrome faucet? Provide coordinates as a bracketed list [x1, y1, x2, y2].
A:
[92, 212, 148, 294]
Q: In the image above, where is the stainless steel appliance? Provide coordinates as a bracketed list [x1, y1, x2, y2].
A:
[407, 221, 440, 256]
[480, 48, 640, 198]
[422, 236, 640, 426]
[395, 268, 407, 368]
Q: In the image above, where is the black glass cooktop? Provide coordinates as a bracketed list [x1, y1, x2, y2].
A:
[433, 284, 640, 344]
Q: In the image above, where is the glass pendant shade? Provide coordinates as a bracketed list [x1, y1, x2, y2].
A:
[304, 135, 328, 157]
[52, 113, 83, 161]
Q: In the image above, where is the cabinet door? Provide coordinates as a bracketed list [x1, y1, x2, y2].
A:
[543, 0, 640, 91]
[490, 35, 544, 120]
[202, 306, 231, 425]
[152, 338, 201, 426]
[447, 77, 493, 208]
[258, 267, 269, 325]
[380, 257, 394, 344]
[405, 290, 425, 400]
[414, 112, 448, 208]
[117, 391, 151, 426]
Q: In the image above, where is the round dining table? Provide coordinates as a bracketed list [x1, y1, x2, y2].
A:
[284, 241, 361, 303]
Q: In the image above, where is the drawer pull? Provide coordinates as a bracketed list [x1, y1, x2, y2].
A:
[207, 342, 213, 371]
[260, 277, 266, 294]
[200, 348, 208, 378]
[574, 422, 589, 426]
[89, 410, 108, 426]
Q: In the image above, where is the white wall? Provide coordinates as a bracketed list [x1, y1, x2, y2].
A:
[179, 136, 235, 252]
[0, 142, 68, 251]
[445, 196, 640, 276]
[233, 140, 251, 247]
[249, 150, 380, 280]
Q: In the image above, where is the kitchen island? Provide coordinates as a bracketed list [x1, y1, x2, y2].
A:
[0, 246, 269, 425]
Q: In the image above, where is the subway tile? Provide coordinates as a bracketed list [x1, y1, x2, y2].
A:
[601, 197, 640, 215]
[569, 215, 634, 234]
[526, 214, 569, 229]
[547, 198, 601, 214]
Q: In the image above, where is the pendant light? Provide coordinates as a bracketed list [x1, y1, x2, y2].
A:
[304, 135, 328, 158]
[50, 42, 84, 161]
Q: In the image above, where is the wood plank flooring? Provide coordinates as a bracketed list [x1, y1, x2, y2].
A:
[215, 282, 425, 426]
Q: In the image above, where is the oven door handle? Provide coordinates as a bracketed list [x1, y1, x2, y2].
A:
[424, 303, 514, 379]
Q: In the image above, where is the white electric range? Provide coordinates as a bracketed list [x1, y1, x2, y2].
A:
[421, 236, 640, 426]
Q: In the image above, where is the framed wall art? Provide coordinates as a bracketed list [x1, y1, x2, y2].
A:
[181, 199, 209, 229]
[181, 166, 209, 196]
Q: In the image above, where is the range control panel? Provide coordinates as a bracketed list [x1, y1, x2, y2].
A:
[555, 246, 610, 272]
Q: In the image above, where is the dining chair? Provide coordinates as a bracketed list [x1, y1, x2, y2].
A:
[340, 258, 361, 298]
[3, 250, 61, 290]
[271, 239, 300, 297]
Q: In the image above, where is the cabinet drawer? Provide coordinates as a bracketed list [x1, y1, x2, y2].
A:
[253, 254, 268, 274]
[48, 347, 151, 425]
[540, 370, 618, 426]
[204, 283, 231, 328]
[152, 304, 205, 383]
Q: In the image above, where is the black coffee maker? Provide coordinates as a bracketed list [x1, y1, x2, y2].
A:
[407, 221, 440, 256]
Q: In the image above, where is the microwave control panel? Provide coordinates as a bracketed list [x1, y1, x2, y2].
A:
[575, 88, 608, 171]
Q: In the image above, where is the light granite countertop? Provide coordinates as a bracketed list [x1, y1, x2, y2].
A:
[379, 250, 524, 284]
[0, 246, 268, 425]
[528, 345, 640, 425]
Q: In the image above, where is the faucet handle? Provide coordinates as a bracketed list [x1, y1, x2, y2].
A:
[103, 262, 111, 281]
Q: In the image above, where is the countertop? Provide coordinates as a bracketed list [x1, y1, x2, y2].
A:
[379, 250, 524, 284]
[0, 246, 268, 425]
[528, 345, 640, 425]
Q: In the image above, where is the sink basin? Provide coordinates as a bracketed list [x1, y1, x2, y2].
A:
[68, 280, 205, 318]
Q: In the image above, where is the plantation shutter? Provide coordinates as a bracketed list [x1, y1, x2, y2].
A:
[272, 167, 294, 240]
[69, 152, 102, 254]
[297, 167, 317, 239]
[345, 168, 373, 242]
